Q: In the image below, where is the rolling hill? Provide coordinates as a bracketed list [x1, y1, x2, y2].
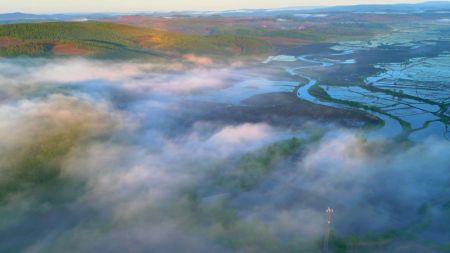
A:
[0, 21, 271, 58]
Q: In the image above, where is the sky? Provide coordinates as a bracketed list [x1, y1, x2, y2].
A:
[0, 0, 441, 13]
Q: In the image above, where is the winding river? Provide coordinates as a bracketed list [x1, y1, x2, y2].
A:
[282, 54, 404, 139]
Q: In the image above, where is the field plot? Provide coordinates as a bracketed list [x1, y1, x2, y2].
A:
[262, 23, 450, 141]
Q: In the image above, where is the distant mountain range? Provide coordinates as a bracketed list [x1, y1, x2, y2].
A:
[0, 12, 117, 23]
[1, 1, 450, 21]
[314, 1, 450, 12]
[210, 1, 450, 16]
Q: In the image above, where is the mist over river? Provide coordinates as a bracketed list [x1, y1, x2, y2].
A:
[0, 56, 449, 253]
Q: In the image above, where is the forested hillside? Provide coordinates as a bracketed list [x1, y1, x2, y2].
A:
[0, 21, 271, 58]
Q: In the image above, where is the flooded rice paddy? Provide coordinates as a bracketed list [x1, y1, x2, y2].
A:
[264, 26, 450, 141]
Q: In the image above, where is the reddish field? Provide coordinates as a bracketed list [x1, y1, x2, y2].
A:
[0, 36, 20, 47]
[52, 43, 89, 56]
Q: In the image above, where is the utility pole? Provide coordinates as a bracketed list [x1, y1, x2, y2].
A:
[323, 207, 334, 253]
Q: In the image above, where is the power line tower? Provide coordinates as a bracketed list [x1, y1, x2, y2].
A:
[323, 207, 334, 253]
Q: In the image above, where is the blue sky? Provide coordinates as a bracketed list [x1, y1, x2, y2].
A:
[0, 0, 444, 13]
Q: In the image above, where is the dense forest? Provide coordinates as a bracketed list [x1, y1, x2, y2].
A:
[0, 21, 271, 58]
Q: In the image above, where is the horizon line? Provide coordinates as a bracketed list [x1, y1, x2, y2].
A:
[1, 1, 449, 15]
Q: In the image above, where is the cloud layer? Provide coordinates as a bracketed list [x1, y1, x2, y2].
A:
[0, 57, 448, 253]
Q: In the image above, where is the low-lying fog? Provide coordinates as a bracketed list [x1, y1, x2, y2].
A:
[0, 57, 449, 253]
